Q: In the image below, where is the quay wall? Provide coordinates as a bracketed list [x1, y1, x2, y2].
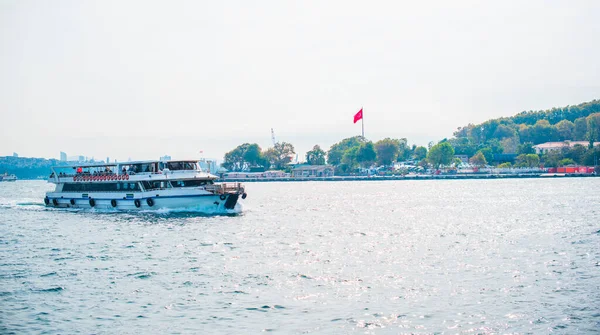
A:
[222, 173, 598, 183]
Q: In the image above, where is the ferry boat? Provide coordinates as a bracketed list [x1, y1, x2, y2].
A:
[44, 160, 246, 211]
[0, 173, 17, 182]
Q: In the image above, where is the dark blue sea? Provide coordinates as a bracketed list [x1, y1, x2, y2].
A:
[1, 179, 599, 334]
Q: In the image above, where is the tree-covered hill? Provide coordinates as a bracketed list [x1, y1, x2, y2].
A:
[0, 156, 59, 180]
[450, 99, 600, 156]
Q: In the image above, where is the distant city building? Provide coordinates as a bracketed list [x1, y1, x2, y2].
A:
[78, 155, 85, 162]
[12, 152, 18, 157]
[160, 155, 172, 161]
[106, 157, 110, 164]
[60, 152, 67, 161]
[533, 141, 600, 154]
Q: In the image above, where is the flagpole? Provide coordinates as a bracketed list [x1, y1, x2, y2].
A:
[361, 107, 364, 139]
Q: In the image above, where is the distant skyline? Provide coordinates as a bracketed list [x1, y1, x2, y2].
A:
[1, 1, 599, 162]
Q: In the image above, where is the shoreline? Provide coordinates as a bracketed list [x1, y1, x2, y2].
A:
[222, 173, 598, 182]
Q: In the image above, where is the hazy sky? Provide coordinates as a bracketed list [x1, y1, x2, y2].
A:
[1, 0, 599, 162]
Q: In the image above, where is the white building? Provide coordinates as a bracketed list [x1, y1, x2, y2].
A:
[533, 141, 600, 154]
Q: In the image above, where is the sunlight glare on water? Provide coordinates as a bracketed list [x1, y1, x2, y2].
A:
[1, 179, 599, 334]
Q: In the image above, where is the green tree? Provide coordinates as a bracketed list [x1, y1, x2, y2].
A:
[498, 162, 512, 168]
[413, 146, 428, 160]
[574, 117, 588, 140]
[469, 152, 487, 167]
[243, 143, 264, 166]
[264, 142, 295, 170]
[327, 136, 364, 166]
[396, 138, 411, 161]
[223, 143, 252, 171]
[500, 135, 520, 154]
[427, 142, 455, 168]
[477, 147, 494, 165]
[586, 114, 600, 148]
[516, 154, 540, 168]
[555, 120, 575, 140]
[374, 138, 400, 166]
[356, 142, 377, 168]
[305, 145, 326, 165]
[517, 142, 535, 155]
[558, 158, 576, 166]
[339, 146, 360, 173]
[492, 124, 516, 139]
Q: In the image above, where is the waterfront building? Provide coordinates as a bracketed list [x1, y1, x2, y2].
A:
[60, 152, 67, 161]
[533, 141, 600, 154]
[291, 165, 335, 178]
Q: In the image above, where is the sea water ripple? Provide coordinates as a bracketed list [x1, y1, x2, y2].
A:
[1, 179, 599, 334]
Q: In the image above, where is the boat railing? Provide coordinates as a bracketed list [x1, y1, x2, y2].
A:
[205, 183, 244, 194]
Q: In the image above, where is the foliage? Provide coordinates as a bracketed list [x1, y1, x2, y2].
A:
[517, 142, 535, 155]
[413, 146, 428, 160]
[450, 100, 600, 160]
[558, 158, 576, 166]
[305, 145, 326, 165]
[469, 152, 487, 167]
[427, 142, 455, 168]
[326, 136, 364, 166]
[243, 144, 264, 166]
[516, 154, 540, 168]
[356, 142, 377, 168]
[477, 147, 493, 164]
[374, 138, 400, 166]
[264, 142, 295, 170]
[0, 156, 59, 179]
[539, 144, 599, 167]
[223, 143, 267, 171]
[498, 162, 512, 168]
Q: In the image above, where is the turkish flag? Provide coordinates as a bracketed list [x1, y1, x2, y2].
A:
[353, 108, 363, 124]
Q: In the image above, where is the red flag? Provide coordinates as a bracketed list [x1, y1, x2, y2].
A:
[353, 108, 363, 124]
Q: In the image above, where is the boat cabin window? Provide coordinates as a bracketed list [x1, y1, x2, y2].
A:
[62, 182, 141, 192]
[128, 163, 157, 174]
[170, 179, 213, 188]
[141, 181, 170, 190]
[166, 162, 197, 171]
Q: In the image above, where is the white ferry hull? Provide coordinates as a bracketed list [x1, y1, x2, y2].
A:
[45, 192, 242, 212]
[44, 159, 246, 214]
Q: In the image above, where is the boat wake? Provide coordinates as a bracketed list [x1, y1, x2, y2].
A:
[0, 199, 244, 216]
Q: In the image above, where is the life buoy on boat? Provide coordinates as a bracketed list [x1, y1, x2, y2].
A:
[219, 194, 227, 201]
[146, 198, 154, 207]
[70, 199, 75, 205]
[241, 193, 247, 199]
[111, 199, 117, 207]
[52, 198, 58, 206]
[73, 177, 76, 181]
[125, 174, 130, 180]
[44, 197, 50, 205]
[89, 198, 95, 207]
[134, 199, 141, 208]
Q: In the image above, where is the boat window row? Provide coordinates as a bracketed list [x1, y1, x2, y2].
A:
[62, 182, 141, 192]
[118, 161, 199, 174]
[61, 179, 214, 192]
